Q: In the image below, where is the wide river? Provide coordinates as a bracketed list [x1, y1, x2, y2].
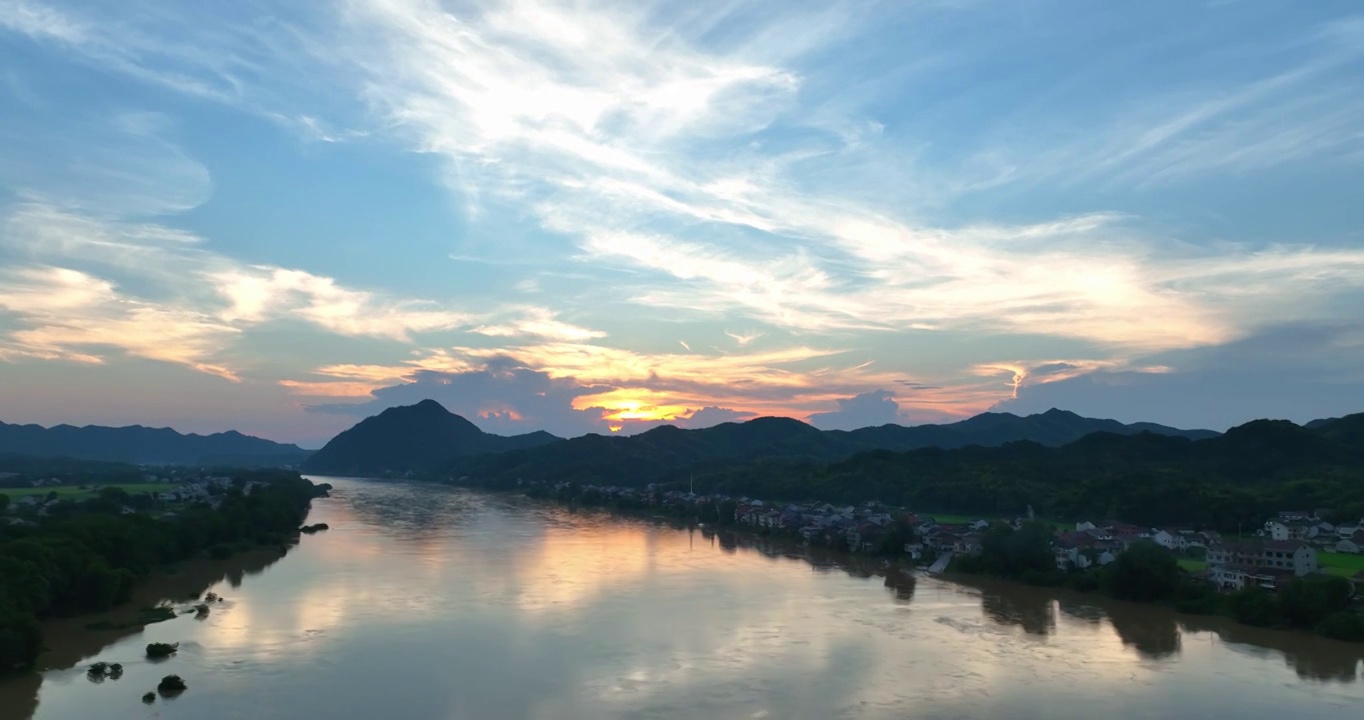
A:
[3, 476, 1363, 719]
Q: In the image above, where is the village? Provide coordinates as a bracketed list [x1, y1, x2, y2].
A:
[543, 481, 1364, 595]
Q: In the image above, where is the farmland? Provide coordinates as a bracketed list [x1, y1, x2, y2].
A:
[1, 483, 170, 500]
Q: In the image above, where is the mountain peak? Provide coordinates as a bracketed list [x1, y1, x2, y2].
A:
[381, 399, 451, 416]
[412, 399, 449, 412]
[301, 401, 558, 475]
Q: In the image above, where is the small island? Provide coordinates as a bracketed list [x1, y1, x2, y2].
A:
[146, 642, 179, 659]
[157, 674, 187, 696]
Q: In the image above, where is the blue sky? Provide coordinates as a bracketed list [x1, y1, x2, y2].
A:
[2, 0, 1363, 445]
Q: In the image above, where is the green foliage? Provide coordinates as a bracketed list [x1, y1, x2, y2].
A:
[0, 469, 318, 677]
[1106, 540, 1181, 602]
[955, 522, 1056, 579]
[1277, 576, 1354, 629]
[1316, 612, 1364, 642]
[0, 493, 9, 512]
[454, 412, 1364, 532]
[1067, 571, 1101, 592]
[0, 610, 41, 675]
[446, 408, 1217, 488]
[157, 674, 187, 693]
[146, 642, 179, 659]
[1229, 589, 1280, 627]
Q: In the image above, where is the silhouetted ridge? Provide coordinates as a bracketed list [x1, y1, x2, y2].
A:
[0, 421, 311, 466]
[300, 400, 560, 475]
[444, 407, 1215, 485]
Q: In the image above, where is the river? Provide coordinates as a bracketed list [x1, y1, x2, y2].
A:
[2, 476, 1362, 719]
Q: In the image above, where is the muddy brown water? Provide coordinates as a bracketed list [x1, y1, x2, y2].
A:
[2, 476, 1360, 719]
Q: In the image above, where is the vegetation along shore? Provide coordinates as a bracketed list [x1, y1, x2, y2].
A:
[0, 463, 328, 676]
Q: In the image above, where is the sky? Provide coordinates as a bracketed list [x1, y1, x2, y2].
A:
[1, 0, 1363, 447]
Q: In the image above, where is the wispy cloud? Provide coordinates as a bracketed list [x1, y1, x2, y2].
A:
[964, 16, 1364, 190]
[725, 330, 764, 346]
[314, 0, 1364, 358]
[472, 307, 607, 342]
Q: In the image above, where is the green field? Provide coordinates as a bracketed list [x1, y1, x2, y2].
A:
[1177, 558, 1207, 572]
[1319, 551, 1364, 578]
[0, 483, 171, 500]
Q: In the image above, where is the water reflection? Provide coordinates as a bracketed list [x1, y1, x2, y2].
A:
[3, 477, 1364, 720]
[1106, 602, 1181, 659]
[0, 547, 288, 720]
[978, 583, 1057, 636]
[1179, 614, 1364, 683]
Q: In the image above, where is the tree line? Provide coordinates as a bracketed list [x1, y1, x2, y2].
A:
[953, 524, 1364, 643]
[452, 416, 1364, 533]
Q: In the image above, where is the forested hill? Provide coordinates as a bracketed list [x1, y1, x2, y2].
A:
[0, 421, 312, 467]
[446, 407, 1214, 484]
[698, 414, 1364, 533]
[449, 412, 1364, 533]
[301, 399, 560, 475]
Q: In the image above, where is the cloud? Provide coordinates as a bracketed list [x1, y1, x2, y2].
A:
[471, 307, 606, 342]
[4, 0, 1364, 438]
[303, 1, 1364, 358]
[306, 360, 616, 437]
[210, 267, 470, 341]
[284, 342, 972, 434]
[956, 13, 1364, 190]
[725, 330, 764, 346]
[807, 389, 902, 431]
[675, 406, 758, 429]
[0, 201, 482, 369]
[0, 109, 212, 216]
[0, 266, 240, 378]
[992, 324, 1364, 430]
[300, 358, 763, 437]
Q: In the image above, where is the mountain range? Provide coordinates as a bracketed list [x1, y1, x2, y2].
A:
[0, 421, 312, 467]
[298, 399, 1218, 479]
[447, 407, 1221, 484]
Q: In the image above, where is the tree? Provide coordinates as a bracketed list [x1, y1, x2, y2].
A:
[1279, 577, 1353, 629]
[1106, 540, 1180, 602]
[1316, 612, 1364, 642]
[0, 612, 42, 675]
[1229, 588, 1279, 627]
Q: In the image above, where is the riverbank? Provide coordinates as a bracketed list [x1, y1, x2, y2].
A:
[0, 471, 324, 677]
[509, 485, 1364, 646]
[524, 489, 1364, 673]
[0, 546, 293, 720]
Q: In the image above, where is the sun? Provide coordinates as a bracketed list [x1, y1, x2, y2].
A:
[573, 388, 689, 424]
